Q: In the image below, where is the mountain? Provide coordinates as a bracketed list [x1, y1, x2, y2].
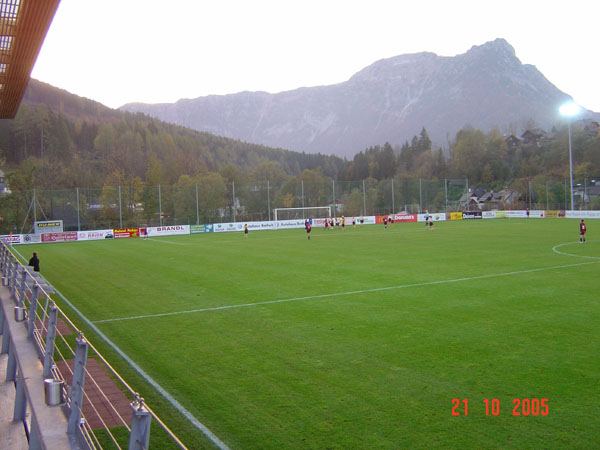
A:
[120, 39, 597, 158]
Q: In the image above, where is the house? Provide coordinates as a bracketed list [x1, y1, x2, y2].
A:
[521, 129, 547, 147]
[458, 187, 486, 211]
[480, 189, 520, 210]
[458, 188, 520, 211]
[572, 183, 600, 206]
[504, 134, 521, 152]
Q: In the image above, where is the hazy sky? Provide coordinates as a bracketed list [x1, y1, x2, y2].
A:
[32, 0, 600, 113]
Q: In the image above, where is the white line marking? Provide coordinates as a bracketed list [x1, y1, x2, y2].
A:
[552, 240, 600, 259]
[10, 246, 230, 450]
[94, 260, 599, 324]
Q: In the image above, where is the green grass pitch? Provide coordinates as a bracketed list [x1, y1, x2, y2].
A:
[17, 219, 600, 448]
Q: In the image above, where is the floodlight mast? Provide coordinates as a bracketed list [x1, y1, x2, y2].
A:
[559, 101, 581, 211]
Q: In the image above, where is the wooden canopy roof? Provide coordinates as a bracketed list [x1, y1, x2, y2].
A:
[0, 0, 59, 118]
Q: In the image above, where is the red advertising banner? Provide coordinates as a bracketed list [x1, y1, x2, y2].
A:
[113, 228, 139, 238]
[41, 232, 78, 243]
[376, 214, 417, 224]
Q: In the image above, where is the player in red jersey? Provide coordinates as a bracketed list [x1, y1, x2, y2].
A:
[579, 219, 587, 243]
[383, 216, 388, 228]
[305, 220, 312, 240]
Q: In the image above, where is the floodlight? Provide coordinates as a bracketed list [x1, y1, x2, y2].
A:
[559, 101, 581, 117]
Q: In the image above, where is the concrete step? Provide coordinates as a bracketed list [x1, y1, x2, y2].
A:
[0, 354, 28, 450]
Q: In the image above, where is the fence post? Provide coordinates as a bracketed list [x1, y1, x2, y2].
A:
[231, 181, 236, 222]
[10, 259, 18, 298]
[28, 416, 42, 449]
[332, 179, 336, 217]
[362, 180, 366, 216]
[391, 178, 395, 213]
[267, 180, 271, 222]
[444, 179, 448, 212]
[42, 305, 59, 378]
[76, 187, 81, 231]
[128, 394, 152, 450]
[119, 185, 123, 228]
[67, 333, 89, 435]
[0, 246, 6, 277]
[27, 285, 40, 339]
[18, 267, 27, 304]
[301, 179, 305, 213]
[13, 371, 26, 421]
[1, 248, 8, 286]
[158, 184, 163, 227]
[6, 340, 16, 381]
[1, 321, 8, 354]
[419, 178, 422, 213]
[195, 183, 200, 225]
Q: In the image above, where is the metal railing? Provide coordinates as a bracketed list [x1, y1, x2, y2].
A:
[0, 240, 190, 449]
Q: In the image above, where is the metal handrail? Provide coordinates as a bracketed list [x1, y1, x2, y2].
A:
[1, 241, 190, 449]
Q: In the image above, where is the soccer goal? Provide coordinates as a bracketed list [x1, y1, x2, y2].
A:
[273, 206, 332, 221]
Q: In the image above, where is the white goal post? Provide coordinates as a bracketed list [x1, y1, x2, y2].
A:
[273, 206, 332, 221]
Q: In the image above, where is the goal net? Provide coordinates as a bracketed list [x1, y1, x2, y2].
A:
[273, 206, 332, 221]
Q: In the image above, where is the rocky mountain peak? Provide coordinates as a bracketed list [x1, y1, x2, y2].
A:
[121, 39, 594, 158]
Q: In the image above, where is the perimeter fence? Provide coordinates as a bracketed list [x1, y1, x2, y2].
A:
[1, 176, 598, 233]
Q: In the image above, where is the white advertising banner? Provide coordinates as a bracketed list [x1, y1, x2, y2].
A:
[505, 210, 545, 218]
[482, 211, 497, 219]
[34, 220, 63, 234]
[22, 234, 42, 244]
[417, 213, 446, 222]
[347, 216, 376, 225]
[529, 210, 545, 218]
[213, 222, 245, 233]
[146, 225, 190, 236]
[247, 221, 277, 231]
[275, 219, 307, 230]
[0, 234, 22, 244]
[77, 229, 114, 241]
[565, 210, 600, 219]
[212, 217, 378, 233]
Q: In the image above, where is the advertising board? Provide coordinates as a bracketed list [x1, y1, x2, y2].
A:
[565, 210, 600, 219]
[275, 219, 306, 230]
[390, 214, 417, 223]
[190, 224, 214, 233]
[77, 229, 113, 241]
[449, 212, 463, 221]
[417, 213, 446, 222]
[34, 220, 63, 234]
[113, 228, 139, 238]
[0, 234, 22, 244]
[22, 234, 42, 243]
[505, 210, 527, 218]
[146, 225, 190, 237]
[213, 222, 245, 233]
[462, 211, 483, 219]
[41, 232, 78, 243]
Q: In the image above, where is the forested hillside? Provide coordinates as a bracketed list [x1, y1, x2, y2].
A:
[0, 79, 598, 232]
[1, 80, 344, 190]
